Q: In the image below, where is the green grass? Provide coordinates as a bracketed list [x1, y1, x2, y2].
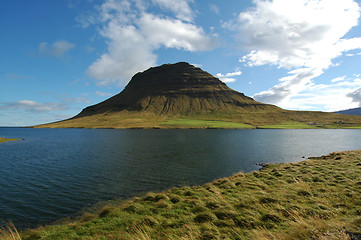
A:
[36, 110, 361, 129]
[344, 126, 361, 129]
[19, 150, 361, 239]
[258, 121, 361, 129]
[160, 119, 254, 128]
[0, 137, 19, 143]
[258, 122, 318, 129]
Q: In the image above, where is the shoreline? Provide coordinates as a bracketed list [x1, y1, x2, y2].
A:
[17, 150, 361, 239]
[33, 125, 361, 129]
[0, 137, 19, 143]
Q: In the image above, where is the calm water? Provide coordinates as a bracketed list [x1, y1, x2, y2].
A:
[1, 128, 361, 228]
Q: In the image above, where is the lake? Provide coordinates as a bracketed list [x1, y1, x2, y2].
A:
[1, 128, 361, 229]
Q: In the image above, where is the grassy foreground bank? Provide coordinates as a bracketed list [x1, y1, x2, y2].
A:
[0, 137, 19, 143]
[8, 150, 361, 239]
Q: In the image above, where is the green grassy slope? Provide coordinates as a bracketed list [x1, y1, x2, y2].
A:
[21, 150, 361, 240]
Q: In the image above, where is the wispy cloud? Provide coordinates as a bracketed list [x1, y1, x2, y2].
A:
[209, 4, 220, 15]
[85, 0, 218, 86]
[95, 91, 113, 97]
[331, 76, 346, 83]
[216, 70, 242, 83]
[151, 0, 195, 22]
[5, 73, 28, 80]
[38, 40, 75, 58]
[0, 100, 66, 112]
[0, 97, 90, 113]
[225, 0, 361, 110]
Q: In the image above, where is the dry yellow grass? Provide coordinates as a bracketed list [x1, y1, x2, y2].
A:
[0, 137, 19, 143]
[0, 222, 21, 240]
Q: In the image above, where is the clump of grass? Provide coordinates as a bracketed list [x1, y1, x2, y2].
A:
[193, 212, 215, 223]
[125, 224, 152, 240]
[0, 222, 21, 240]
[98, 206, 115, 218]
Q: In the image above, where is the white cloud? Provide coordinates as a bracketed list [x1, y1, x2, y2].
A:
[209, 4, 220, 15]
[0, 100, 66, 112]
[226, 0, 361, 110]
[95, 91, 113, 97]
[38, 40, 75, 58]
[236, 0, 361, 69]
[253, 67, 323, 104]
[331, 76, 346, 83]
[0, 96, 91, 113]
[261, 76, 361, 112]
[64, 97, 91, 104]
[151, 0, 194, 22]
[216, 70, 242, 83]
[86, 0, 217, 86]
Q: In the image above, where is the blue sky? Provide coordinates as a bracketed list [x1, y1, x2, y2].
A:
[1, 0, 361, 126]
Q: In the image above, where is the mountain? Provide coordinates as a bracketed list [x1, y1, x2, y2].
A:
[334, 107, 361, 116]
[75, 62, 277, 117]
[36, 62, 361, 129]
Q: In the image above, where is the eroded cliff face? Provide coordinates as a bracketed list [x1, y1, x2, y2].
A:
[76, 62, 278, 117]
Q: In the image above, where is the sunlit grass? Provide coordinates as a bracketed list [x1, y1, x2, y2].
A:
[258, 122, 319, 129]
[0, 137, 19, 143]
[160, 119, 254, 128]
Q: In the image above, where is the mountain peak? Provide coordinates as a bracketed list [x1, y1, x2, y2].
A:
[126, 62, 224, 89]
[76, 62, 269, 117]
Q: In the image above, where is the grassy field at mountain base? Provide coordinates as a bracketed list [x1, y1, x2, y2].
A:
[0, 137, 19, 143]
[14, 150, 361, 239]
[35, 110, 361, 129]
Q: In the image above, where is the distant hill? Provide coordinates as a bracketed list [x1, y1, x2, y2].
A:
[334, 107, 361, 116]
[36, 62, 361, 129]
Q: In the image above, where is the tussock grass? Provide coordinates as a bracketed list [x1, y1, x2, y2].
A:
[0, 222, 21, 240]
[19, 150, 361, 239]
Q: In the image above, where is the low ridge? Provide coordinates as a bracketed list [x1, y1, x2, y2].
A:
[335, 107, 361, 116]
